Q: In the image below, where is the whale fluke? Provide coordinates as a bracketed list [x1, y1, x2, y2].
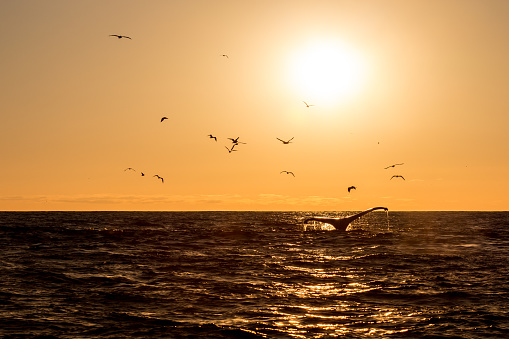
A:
[304, 207, 388, 231]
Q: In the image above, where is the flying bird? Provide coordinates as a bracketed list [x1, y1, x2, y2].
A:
[153, 175, 164, 183]
[228, 137, 246, 145]
[348, 186, 356, 193]
[110, 34, 131, 39]
[140, 172, 145, 176]
[303, 101, 315, 107]
[384, 163, 404, 169]
[277, 137, 294, 144]
[208, 134, 217, 141]
[391, 175, 405, 180]
[280, 171, 295, 177]
[160, 117, 168, 122]
[221, 54, 229, 58]
[225, 145, 237, 153]
[124, 168, 135, 172]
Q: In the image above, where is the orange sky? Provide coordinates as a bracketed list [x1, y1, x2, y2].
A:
[1, 0, 508, 211]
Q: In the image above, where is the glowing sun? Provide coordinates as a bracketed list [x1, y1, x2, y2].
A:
[289, 40, 367, 106]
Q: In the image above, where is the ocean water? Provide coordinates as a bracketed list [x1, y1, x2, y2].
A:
[0, 211, 508, 338]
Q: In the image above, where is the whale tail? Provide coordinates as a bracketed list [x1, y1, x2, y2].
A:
[304, 207, 388, 231]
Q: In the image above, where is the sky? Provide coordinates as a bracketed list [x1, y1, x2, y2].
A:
[1, 0, 508, 211]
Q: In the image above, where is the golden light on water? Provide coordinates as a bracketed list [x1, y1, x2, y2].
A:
[263, 248, 423, 337]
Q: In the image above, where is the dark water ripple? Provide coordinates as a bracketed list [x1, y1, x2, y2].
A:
[1, 211, 508, 338]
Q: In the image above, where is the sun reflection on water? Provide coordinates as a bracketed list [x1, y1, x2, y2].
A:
[260, 255, 419, 338]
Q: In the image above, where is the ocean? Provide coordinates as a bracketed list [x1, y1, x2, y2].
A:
[0, 211, 508, 338]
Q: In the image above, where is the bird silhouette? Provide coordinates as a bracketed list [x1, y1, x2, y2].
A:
[208, 134, 217, 141]
[277, 137, 294, 144]
[303, 101, 315, 107]
[221, 54, 229, 58]
[384, 163, 404, 169]
[348, 186, 356, 192]
[225, 145, 237, 153]
[153, 175, 164, 183]
[141, 172, 145, 176]
[280, 171, 295, 177]
[228, 137, 246, 145]
[124, 167, 135, 172]
[391, 175, 405, 180]
[110, 34, 131, 39]
[160, 117, 168, 122]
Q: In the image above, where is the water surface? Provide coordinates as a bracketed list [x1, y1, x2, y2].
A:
[1, 211, 508, 338]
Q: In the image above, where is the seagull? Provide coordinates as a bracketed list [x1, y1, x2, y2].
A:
[280, 171, 295, 177]
[277, 137, 294, 144]
[391, 175, 405, 180]
[221, 54, 229, 58]
[110, 34, 131, 39]
[225, 145, 237, 153]
[348, 186, 356, 193]
[303, 101, 315, 107]
[228, 137, 246, 145]
[153, 175, 164, 183]
[124, 168, 136, 172]
[384, 163, 404, 169]
[208, 134, 217, 141]
[160, 117, 168, 122]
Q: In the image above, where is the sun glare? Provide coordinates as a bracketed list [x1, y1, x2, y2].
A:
[289, 40, 367, 106]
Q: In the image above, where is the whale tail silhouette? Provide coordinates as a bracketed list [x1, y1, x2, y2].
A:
[304, 207, 388, 231]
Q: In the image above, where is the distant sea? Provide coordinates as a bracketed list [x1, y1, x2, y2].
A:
[1, 211, 508, 338]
